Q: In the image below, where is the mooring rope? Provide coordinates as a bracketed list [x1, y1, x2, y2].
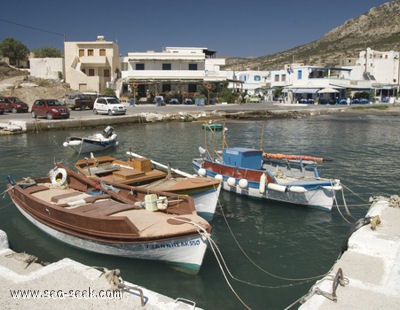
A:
[170, 216, 252, 310]
[217, 201, 329, 284]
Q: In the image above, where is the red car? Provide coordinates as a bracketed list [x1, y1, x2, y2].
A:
[31, 99, 70, 120]
[0, 96, 29, 113]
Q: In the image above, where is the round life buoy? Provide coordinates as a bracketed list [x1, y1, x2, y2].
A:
[50, 168, 67, 187]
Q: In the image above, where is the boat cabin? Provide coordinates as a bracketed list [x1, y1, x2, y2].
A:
[222, 147, 263, 169]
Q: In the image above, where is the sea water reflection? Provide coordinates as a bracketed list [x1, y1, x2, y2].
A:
[1, 113, 399, 309]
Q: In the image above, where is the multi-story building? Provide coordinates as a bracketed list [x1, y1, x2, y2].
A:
[119, 47, 226, 101]
[350, 48, 400, 99]
[64, 36, 119, 93]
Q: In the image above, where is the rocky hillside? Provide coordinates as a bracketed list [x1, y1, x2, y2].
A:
[0, 62, 71, 107]
[224, 0, 400, 70]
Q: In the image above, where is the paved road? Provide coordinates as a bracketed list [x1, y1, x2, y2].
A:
[2, 102, 349, 121]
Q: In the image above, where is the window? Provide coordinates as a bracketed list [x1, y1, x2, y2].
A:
[79, 49, 84, 57]
[162, 63, 171, 70]
[254, 75, 261, 81]
[104, 69, 110, 77]
[88, 49, 94, 56]
[282, 74, 286, 82]
[88, 69, 95, 76]
[188, 83, 197, 92]
[99, 49, 106, 56]
[274, 74, 279, 82]
[297, 70, 302, 79]
[136, 63, 145, 70]
[189, 63, 197, 70]
[162, 84, 171, 92]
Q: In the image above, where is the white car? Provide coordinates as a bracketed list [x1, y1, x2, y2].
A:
[93, 97, 127, 115]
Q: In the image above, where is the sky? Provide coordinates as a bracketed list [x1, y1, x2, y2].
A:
[0, 0, 392, 58]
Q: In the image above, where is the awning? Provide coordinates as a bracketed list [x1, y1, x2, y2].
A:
[283, 88, 320, 94]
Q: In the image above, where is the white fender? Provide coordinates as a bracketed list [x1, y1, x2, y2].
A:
[323, 184, 342, 191]
[259, 173, 266, 193]
[238, 178, 248, 189]
[50, 168, 67, 187]
[227, 177, 236, 187]
[288, 186, 307, 193]
[215, 174, 223, 181]
[267, 183, 287, 193]
[198, 168, 207, 177]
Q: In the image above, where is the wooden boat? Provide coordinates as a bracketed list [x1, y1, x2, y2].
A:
[192, 146, 342, 211]
[63, 126, 118, 153]
[74, 153, 221, 221]
[6, 163, 211, 274]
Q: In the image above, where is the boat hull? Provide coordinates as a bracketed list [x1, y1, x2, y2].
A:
[189, 184, 221, 221]
[193, 158, 339, 211]
[10, 196, 208, 274]
[66, 138, 118, 153]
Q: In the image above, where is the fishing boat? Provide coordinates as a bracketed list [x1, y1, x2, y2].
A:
[202, 121, 223, 131]
[192, 146, 342, 211]
[63, 126, 118, 153]
[74, 152, 221, 221]
[6, 163, 211, 274]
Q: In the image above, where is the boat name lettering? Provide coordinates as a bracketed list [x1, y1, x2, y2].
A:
[146, 240, 200, 249]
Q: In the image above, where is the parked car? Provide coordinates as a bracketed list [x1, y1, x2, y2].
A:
[249, 96, 260, 103]
[183, 98, 193, 105]
[64, 93, 97, 110]
[153, 96, 165, 106]
[168, 98, 180, 104]
[0, 104, 4, 114]
[93, 97, 127, 115]
[0, 96, 29, 113]
[31, 99, 70, 119]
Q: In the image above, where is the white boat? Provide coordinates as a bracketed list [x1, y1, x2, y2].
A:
[63, 126, 118, 153]
[126, 151, 222, 221]
[193, 146, 342, 211]
[74, 152, 222, 221]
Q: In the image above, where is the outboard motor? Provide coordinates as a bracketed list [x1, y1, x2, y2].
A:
[103, 126, 114, 138]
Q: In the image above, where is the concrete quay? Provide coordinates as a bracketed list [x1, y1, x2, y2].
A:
[0, 102, 359, 134]
[298, 196, 400, 309]
[0, 230, 200, 310]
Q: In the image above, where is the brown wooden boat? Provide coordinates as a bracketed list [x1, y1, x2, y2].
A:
[6, 163, 211, 273]
[74, 153, 221, 220]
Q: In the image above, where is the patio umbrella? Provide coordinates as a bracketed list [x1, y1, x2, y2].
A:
[318, 87, 339, 93]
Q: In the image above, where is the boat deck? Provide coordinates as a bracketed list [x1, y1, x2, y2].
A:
[30, 183, 205, 238]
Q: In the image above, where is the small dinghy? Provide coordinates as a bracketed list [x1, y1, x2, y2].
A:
[63, 126, 118, 153]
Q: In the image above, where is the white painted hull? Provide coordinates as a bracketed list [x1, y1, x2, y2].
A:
[193, 159, 339, 211]
[11, 198, 208, 273]
[221, 181, 334, 211]
[191, 183, 222, 221]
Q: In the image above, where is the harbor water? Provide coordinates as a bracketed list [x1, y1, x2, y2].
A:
[1, 112, 399, 309]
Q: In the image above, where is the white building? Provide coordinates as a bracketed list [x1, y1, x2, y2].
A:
[349, 48, 400, 99]
[29, 57, 64, 80]
[119, 47, 226, 101]
[64, 36, 119, 93]
[228, 70, 270, 95]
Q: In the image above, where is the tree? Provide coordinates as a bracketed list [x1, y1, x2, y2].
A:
[32, 46, 62, 58]
[0, 37, 29, 66]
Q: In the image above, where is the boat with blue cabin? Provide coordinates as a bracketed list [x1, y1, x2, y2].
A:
[192, 146, 342, 211]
